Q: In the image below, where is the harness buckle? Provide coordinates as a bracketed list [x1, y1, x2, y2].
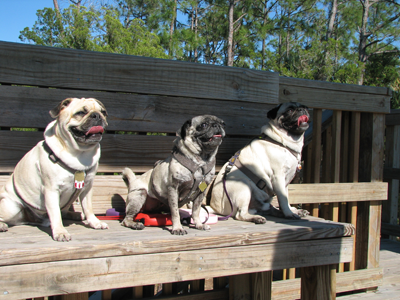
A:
[256, 179, 267, 190]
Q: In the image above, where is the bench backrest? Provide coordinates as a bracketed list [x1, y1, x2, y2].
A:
[0, 41, 391, 275]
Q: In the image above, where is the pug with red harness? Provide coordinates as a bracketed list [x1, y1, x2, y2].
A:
[209, 102, 310, 224]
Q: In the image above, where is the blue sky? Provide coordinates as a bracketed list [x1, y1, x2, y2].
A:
[0, 0, 55, 43]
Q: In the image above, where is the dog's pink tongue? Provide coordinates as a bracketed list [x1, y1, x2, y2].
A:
[298, 115, 309, 126]
[86, 126, 104, 135]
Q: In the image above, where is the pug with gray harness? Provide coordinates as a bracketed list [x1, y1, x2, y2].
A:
[0, 98, 109, 241]
[209, 102, 310, 224]
[122, 115, 225, 235]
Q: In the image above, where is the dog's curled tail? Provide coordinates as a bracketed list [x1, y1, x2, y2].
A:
[122, 167, 136, 190]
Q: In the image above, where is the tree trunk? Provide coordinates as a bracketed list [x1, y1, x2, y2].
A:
[194, 5, 198, 62]
[358, 0, 371, 85]
[320, 0, 339, 81]
[53, 0, 61, 14]
[227, 0, 235, 66]
[169, 0, 178, 57]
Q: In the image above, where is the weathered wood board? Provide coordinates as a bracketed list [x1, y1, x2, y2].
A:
[0, 42, 279, 104]
[0, 218, 353, 300]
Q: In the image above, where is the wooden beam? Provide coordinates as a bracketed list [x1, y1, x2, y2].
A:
[0, 131, 250, 173]
[381, 223, 400, 237]
[385, 109, 400, 126]
[0, 85, 273, 135]
[271, 268, 383, 300]
[301, 264, 336, 300]
[383, 167, 400, 180]
[279, 77, 390, 113]
[0, 238, 353, 300]
[0, 41, 279, 104]
[356, 113, 385, 270]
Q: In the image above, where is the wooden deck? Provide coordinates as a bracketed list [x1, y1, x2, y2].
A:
[0, 216, 354, 299]
[338, 238, 400, 300]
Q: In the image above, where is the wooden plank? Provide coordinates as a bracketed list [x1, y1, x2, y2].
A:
[252, 271, 272, 300]
[287, 182, 388, 204]
[279, 77, 390, 113]
[383, 124, 400, 241]
[348, 112, 361, 271]
[311, 109, 322, 216]
[383, 167, 400, 180]
[137, 289, 229, 300]
[331, 111, 342, 223]
[356, 113, 385, 270]
[0, 131, 249, 173]
[0, 85, 273, 135]
[0, 41, 279, 104]
[54, 294, 88, 300]
[0, 218, 355, 267]
[229, 274, 252, 300]
[385, 109, 400, 126]
[381, 223, 400, 237]
[0, 175, 388, 215]
[300, 264, 336, 300]
[229, 271, 272, 300]
[0, 238, 353, 300]
[271, 268, 383, 300]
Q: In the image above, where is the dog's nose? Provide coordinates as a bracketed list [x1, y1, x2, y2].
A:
[90, 112, 101, 120]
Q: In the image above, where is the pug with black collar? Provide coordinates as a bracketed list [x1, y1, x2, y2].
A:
[209, 102, 309, 224]
[0, 98, 109, 241]
[122, 115, 225, 235]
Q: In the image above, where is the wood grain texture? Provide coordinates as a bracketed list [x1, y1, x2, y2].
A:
[385, 109, 400, 126]
[0, 237, 353, 300]
[0, 85, 274, 135]
[301, 264, 336, 300]
[0, 41, 279, 104]
[288, 182, 388, 204]
[0, 218, 354, 267]
[0, 175, 387, 215]
[279, 77, 390, 113]
[0, 130, 250, 173]
[383, 124, 400, 241]
[381, 223, 400, 237]
[271, 268, 383, 300]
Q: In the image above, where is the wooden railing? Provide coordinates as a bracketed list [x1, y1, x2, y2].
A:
[383, 109, 400, 239]
[0, 41, 391, 299]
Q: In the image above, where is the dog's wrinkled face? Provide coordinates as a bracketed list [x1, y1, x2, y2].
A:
[267, 102, 309, 135]
[179, 115, 225, 154]
[50, 98, 108, 145]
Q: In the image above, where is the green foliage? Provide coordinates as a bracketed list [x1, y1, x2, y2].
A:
[19, 0, 400, 92]
[20, 4, 167, 59]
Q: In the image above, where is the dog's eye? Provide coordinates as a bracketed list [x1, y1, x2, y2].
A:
[101, 110, 108, 117]
[75, 111, 86, 116]
[197, 123, 208, 131]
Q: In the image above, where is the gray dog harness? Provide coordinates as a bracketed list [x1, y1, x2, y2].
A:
[150, 150, 215, 207]
[226, 135, 302, 198]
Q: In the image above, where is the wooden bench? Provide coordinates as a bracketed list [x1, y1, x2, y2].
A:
[0, 41, 389, 300]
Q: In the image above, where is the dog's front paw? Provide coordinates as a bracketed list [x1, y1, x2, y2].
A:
[52, 228, 71, 242]
[0, 222, 9, 232]
[87, 216, 109, 230]
[253, 216, 267, 224]
[296, 209, 310, 217]
[171, 228, 188, 235]
[121, 218, 145, 230]
[195, 224, 211, 231]
[92, 221, 109, 230]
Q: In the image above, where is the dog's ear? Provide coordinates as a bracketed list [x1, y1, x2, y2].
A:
[267, 104, 282, 120]
[49, 98, 73, 118]
[94, 99, 108, 117]
[176, 119, 192, 140]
